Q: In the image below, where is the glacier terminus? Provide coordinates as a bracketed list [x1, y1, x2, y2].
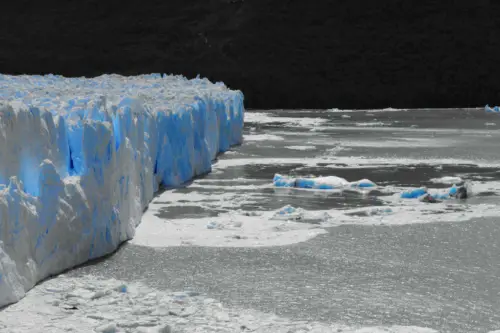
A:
[0, 74, 244, 307]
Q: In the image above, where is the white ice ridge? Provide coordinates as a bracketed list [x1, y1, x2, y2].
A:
[0, 74, 244, 307]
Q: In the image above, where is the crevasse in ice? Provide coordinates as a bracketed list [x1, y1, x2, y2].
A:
[0, 74, 244, 307]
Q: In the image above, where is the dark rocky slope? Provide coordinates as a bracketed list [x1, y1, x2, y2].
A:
[0, 0, 498, 109]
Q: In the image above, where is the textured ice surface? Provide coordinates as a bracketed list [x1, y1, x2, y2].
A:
[0, 275, 439, 333]
[0, 74, 244, 307]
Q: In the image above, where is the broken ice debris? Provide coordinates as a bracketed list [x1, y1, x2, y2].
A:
[272, 205, 304, 221]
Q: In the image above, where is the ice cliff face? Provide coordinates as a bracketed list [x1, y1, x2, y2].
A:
[0, 74, 244, 307]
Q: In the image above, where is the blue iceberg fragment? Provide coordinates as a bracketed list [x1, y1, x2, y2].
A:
[485, 105, 500, 113]
[401, 183, 469, 201]
[273, 174, 375, 190]
[400, 187, 428, 199]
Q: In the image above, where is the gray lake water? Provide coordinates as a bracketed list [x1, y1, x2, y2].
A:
[68, 108, 500, 333]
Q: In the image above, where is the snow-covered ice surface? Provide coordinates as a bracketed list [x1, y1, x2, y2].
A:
[0, 74, 244, 307]
[3, 107, 500, 333]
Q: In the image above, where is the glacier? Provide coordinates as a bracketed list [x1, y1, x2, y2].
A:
[0, 73, 244, 307]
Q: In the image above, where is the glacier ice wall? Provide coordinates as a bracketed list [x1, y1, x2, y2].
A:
[0, 74, 244, 307]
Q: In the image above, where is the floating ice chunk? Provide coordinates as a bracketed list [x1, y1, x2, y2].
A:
[429, 176, 463, 184]
[349, 178, 377, 188]
[272, 205, 304, 221]
[431, 185, 464, 200]
[420, 188, 464, 202]
[400, 187, 428, 199]
[485, 105, 500, 113]
[206, 221, 219, 229]
[284, 145, 316, 150]
[114, 284, 127, 293]
[273, 173, 373, 190]
[346, 207, 393, 217]
[295, 176, 349, 189]
[443, 182, 470, 199]
[403, 183, 470, 201]
[273, 174, 296, 187]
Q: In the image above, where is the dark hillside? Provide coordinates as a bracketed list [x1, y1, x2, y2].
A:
[0, 0, 498, 109]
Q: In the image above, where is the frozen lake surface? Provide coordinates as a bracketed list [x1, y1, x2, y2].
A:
[2, 108, 500, 333]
